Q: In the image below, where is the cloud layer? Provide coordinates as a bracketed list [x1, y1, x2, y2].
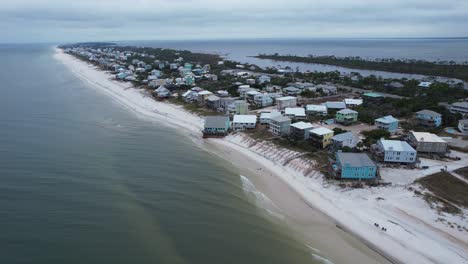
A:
[1, 0, 467, 42]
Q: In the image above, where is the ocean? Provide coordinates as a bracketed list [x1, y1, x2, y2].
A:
[0, 44, 322, 263]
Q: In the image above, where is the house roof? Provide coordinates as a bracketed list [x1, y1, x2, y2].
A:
[363, 92, 384, 98]
[416, 109, 441, 117]
[285, 108, 306, 117]
[337, 109, 358, 114]
[375, 115, 398, 124]
[324, 101, 346, 109]
[306, 104, 327, 112]
[344, 99, 363, 105]
[336, 152, 376, 167]
[309, 127, 333, 136]
[276, 96, 297, 101]
[332, 132, 355, 142]
[198, 90, 213, 96]
[291, 121, 314, 130]
[233, 115, 257, 124]
[418, 81, 432, 87]
[379, 139, 415, 152]
[271, 115, 291, 123]
[260, 111, 281, 119]
[205, 116, 229, 129]
[410, 132, 446, 143]
[452, 102, 468, 108]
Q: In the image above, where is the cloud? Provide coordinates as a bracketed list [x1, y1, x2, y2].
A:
[0, 0, 467, 42]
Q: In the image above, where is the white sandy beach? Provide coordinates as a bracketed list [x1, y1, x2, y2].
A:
[54, 48, 468, 264]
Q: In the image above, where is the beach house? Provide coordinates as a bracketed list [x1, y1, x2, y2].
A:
[253, 94, 274, 108]
[232, 115, 257, 131]
[276, 96, 297, 110]
[415, 110, 442, 128]
[331, 132, 359, 149]
[458, 119, 468, 135]
[206, 95, 221, 110]
[309, 127, 334, 148]
[227, 100, 249, 115]
[197, 90, 213, 105]
[257, 75, 271, 84]
[336, 109, 358, 125]
[290, 122, 315, 140]
[334, 152, 377, 180]
[269, 115, 291, 136]
[306, 104, 328, 116]
[344, 98, 363, 108]
[284, 107, 306, 120]
[324, 101, 346, 111]
[362, 92, 384, 104]
[259, 111, 281, 125]
[408, 131, 448, 153]
[450, 102, 468, 117]
[375, 115, 399, 134]
[203, 116, 231, 138]
[375, 139, 417, 163]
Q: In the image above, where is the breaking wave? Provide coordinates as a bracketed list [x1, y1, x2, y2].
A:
[240, 175, 284, 219]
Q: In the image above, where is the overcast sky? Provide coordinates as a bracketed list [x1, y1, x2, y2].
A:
[1, 0, 467, 43]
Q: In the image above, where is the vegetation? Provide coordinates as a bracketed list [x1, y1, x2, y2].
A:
[454, 167, 468, 180]
[361, 129, 390, 146]
[416, 172, 468, 214]
[255, 54, 468, 82]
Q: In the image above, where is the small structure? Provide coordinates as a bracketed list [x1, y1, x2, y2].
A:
[306, 104, 328, 116]
[418, 81, 432, 88]
[276, 96, 297, 110]
[331, 132, 359, 149]
[290, 122, 315, 140]
[375, 115, 399, 134]
[334, 152, 377, 180]
[415, 110, 442, 128]
[269, 115, 291, 136]
[284, 107, 306, 120]
[408, 131, 448, 153]
[309, 127, 334, 148]
[458, 119, 468, 135]
[336, 109, 358, 125]
[232, 115, 257, 131]
[375, 139, 417, 163]
[203, 116, 230, 138]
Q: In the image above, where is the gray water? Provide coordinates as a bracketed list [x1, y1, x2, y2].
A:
[0, 44, 326, 263]
[127, 38, 468, 82]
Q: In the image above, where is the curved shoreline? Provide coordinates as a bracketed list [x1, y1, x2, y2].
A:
[54, 47, 468, 264]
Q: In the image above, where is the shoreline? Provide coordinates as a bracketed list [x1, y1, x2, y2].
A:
[54, 47, 468, 264]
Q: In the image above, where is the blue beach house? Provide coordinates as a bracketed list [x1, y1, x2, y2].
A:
[415, 110, 442, 128]
[334, 152, 377, 179]
[375, 115, 399, 134]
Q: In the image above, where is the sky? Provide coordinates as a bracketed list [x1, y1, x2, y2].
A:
[1, 0, 468, 43]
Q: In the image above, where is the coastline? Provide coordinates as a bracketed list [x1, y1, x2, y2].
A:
[54, 47, 468, 264]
